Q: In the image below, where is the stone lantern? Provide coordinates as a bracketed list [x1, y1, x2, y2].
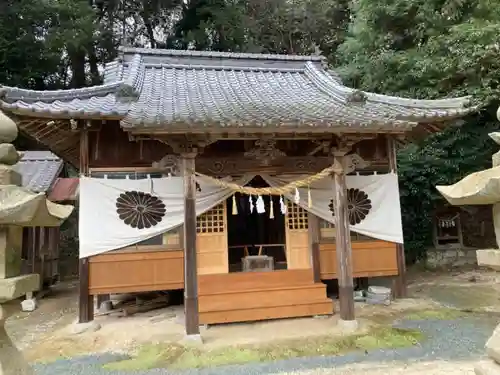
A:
[0, 111, 73, 375]
[436, 122, 500, 375]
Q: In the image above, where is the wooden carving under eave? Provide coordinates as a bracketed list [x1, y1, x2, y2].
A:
[155, 135, 217, 155]
[334, 134, 377, 155]
[153, 155, 352, 176]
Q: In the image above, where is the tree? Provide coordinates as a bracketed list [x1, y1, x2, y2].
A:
[336, 0, 500, 262]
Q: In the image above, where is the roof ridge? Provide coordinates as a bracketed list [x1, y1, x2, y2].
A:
[142, 62, 305, 73]
[118, 46, 325, 62]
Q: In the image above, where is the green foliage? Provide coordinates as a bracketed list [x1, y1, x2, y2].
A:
[2, 0, 500, 262]
[336, 0, 500, 261]
[397, 117, 498, 262]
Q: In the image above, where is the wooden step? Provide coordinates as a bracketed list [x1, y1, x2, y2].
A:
[199, 283, 327, 312]
[199, 299, 334, 325]
[198, 269, 315, 294]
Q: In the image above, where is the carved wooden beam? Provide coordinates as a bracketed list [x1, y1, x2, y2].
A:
[152, 155, 370, 176]
[333, 134, 377, 156]
[341, 154, 370, 174]
[152, 135, 217, 155]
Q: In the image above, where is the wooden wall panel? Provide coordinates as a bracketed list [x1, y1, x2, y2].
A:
[88, 249, 184, 294]
[319, 241, 398, 279]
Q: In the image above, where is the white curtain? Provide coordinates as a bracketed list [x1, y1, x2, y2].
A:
[79, 173, 403, 258]
[261, 173, 403, 244]
[79, 174, 253, 258]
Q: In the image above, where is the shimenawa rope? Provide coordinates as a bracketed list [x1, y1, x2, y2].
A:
[194, 163, 341, 196]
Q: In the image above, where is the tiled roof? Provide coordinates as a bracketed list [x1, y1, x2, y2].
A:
[13, 151, 63, 193]
[0, 47, 475, 131]
[48, 177, 79, 202]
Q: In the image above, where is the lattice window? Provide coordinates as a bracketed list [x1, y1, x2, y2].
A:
[286, 201, 308, 230]
[197, 203, 225, 233]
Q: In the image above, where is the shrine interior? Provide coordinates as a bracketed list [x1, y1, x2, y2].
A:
[226, 176, 287, 272]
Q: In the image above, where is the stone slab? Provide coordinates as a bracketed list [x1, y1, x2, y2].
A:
[0, 274, 39, 303]
[475, 359, 500, 375]
[486, 324, 500, 364]
[477, 249, 500, 271]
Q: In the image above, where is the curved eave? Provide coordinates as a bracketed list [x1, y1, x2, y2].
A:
[304, 62, 475, 120]
[0, 96, 129, 119]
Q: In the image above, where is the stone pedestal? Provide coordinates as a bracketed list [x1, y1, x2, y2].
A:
[475, 248, 500, 375]
[0, 274, 39, 375]
[0, 304, 34, 375]
[476, 323, 500, 375]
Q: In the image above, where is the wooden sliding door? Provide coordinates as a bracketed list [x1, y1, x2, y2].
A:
[196, 203, 229, 274]
[285, 200, 311, 269]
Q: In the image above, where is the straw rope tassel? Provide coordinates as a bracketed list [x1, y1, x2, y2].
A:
[232, 195, 238, 215]
[256, 195, 265, 213]
[269, 196, 274, 219]
[280, 196, 287, 214]
[308, 185, 312, 208]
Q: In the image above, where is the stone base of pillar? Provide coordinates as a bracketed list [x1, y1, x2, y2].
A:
[181, 333, 203, 347]
[71, 319, 101, 335]
[337, 319, 359, 333]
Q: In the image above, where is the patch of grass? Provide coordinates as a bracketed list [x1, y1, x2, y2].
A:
[404, 308, 466, 321]
[101, 344, 185, 371]
[425, 285, 498, 311]
[102, 327, 424, 371]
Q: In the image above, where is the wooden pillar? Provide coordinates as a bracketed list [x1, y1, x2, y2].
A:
[78, 123, 94, 323]
[181, 152, 200, 336]
[387, 136, 407, 298]
[308, 212, 321, 283]
[333, 157, 355, 322]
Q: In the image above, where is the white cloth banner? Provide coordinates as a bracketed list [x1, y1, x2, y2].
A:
[261, 173, 403, 244]
[79, 172, 403, 258]
[79, 175, 252, 258]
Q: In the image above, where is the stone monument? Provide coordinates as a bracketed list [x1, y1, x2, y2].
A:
[0, 110, 73, 375]
[436, 112, 500, 375]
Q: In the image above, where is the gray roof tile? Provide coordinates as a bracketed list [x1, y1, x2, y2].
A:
[13, 151, 63, 192]
[0, 47, 475, 130]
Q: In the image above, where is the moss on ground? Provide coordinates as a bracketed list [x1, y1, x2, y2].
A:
[102, 326, 424, 371]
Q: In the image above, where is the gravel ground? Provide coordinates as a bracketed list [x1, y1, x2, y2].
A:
[32, 315, 499, 375]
